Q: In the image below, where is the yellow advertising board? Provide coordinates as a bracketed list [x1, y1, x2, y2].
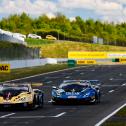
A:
[68, 52, 107, 59]
[0, 64, 10, 73]
[119, 58, 126, 63]
[77, 60, 96, 64]
[68, 51, 126, 59]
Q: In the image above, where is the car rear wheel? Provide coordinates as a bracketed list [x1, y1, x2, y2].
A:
[52, 98, 58, 105]
[38, 96, 43, 108]
[52, 101, 59, 105]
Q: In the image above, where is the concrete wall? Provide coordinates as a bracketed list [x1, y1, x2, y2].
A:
[0, 58, 58, 69]
[0, 58, 116, 69]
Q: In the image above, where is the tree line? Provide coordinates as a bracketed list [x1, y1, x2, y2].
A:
[1, 12, 126, 46]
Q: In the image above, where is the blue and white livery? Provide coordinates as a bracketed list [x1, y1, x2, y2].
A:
[52, 80, 101, 104]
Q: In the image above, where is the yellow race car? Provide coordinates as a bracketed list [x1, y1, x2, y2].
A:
[0, 83, 44, 109]
[46, 35, 57, 40]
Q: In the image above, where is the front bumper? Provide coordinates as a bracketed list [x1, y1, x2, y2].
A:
[52, 97, 95, 104]
[0, 102, 32, 108]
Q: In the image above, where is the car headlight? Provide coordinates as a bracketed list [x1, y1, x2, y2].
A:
[56, 91, 61, 96]
[85, 92, 90, 97]
[15, 94, 32, 102]
[56, 89, 64, 96]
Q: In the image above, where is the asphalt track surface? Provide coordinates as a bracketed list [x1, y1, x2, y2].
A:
[0, 65, 126, 126]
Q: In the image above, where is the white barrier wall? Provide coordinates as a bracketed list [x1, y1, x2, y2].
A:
[0, 58, 58, 69]
[0, 29, 27, 45]
[46, 58, 58, 64]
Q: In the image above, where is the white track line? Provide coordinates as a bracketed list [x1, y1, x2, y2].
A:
[91, 69, 95, 71]
[109, 78, 126, 81]
[0, 113, 15, 118]
[45, 77, 59, 79]
[9, 112, 66, 119]
[46, 81, 52, 83]
[4, 66, 87, 83]
[53, 112, 66, 117]
[65, 76, 70, 78]
[108, 90, 114, 93]
[10, 116, 46, 119]
[122, 83, 126, 86]
[95, 103, 126, 126]
[80, 73, 84, 75]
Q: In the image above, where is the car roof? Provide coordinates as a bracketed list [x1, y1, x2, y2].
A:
[63, 80, 101, 84]
[46, 35, 52, 36]
[89, 80, 100, 83]
[59, 81, 91, 88]
[63, 80, 90, 83]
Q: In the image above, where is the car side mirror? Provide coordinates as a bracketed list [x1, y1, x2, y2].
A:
[97, 83, 101, 86]
[95, 86, 99, 90]
[33, 89, 42, 93]
[52, 86, 57, 90]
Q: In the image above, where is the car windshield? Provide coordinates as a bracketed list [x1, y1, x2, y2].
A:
[64, 80, 90, 84]
[90, 80, 100, 85]
[59, 84, 89, 92]
[0, 84, 29, 96]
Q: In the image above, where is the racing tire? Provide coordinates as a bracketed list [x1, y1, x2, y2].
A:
[51, 98, 58, 105]
[38, 96, 44, 108]
[97, 95, 101, 103]
[28, 96, 36, 110]
[52, 100, 57, 105]
[94, 95, 100, 104]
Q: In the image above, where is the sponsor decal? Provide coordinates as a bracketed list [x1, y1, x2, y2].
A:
[68, 52, 107, 59]
[77, 60, 96, 64]
[0, 64, 10, 73]
[119, 58, 126, 63]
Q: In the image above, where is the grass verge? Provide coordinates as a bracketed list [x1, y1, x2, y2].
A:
[102, 107, 126, 126]
[0, 64, 68, 82]
[27, 41, 126, 58]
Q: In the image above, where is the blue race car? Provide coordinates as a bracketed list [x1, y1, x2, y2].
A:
[52, 80, 101, 104]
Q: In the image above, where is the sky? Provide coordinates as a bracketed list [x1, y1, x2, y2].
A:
[0, 0, 126, 23]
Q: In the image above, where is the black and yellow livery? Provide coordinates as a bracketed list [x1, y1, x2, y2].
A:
[0, 83, 44, 109]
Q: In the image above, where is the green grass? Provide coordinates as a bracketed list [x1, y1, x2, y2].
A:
[103, 122, 126, 126]
[116, 107, 126, 117]
[26, 38, 54, 45]
[0, 40, 35, 60]
[27, 41, 126, 58]
[103, 107, 126, 126]
[0, 64, 68, 82]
